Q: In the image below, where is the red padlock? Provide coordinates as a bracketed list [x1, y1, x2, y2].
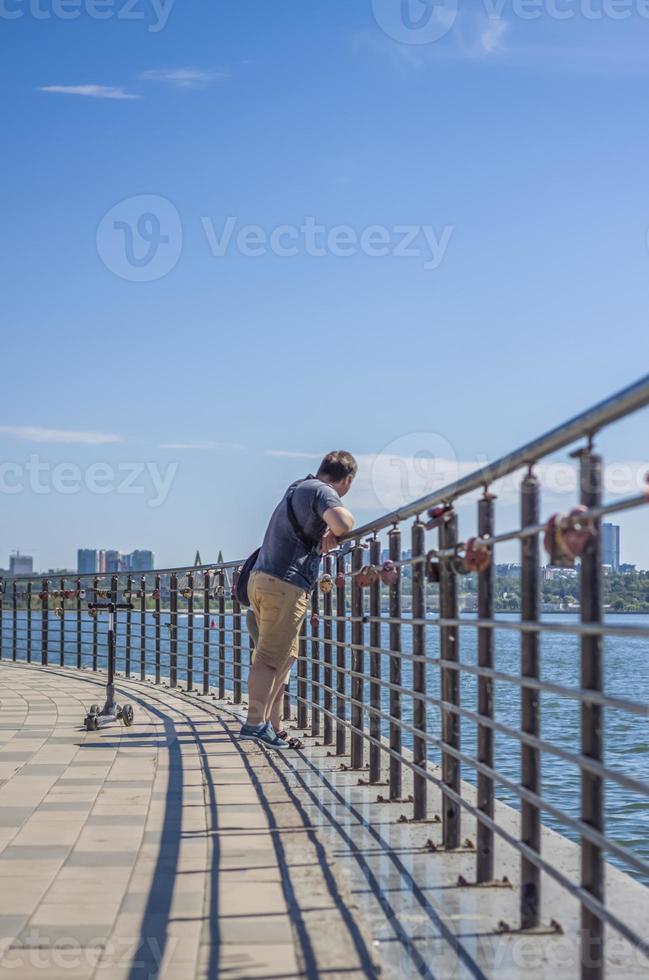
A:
[39, 590, 49, 601]
[379, 560, 399, 586]
[151, 589, 160, 601]
[425, 504, 453, 531]
[463, 538, 492, 574]
[335, 572, 346, 589]
[356, 565, 378, 588]
[561, 505, 593, 559]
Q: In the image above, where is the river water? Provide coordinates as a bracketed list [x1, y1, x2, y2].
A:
[2, 610, 647, 885]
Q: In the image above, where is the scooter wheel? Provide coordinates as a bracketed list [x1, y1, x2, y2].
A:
[85, 716, 98, 732]
[122, 704, 134, 727]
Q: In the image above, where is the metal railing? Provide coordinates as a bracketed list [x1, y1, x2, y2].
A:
[2, 374, 649, 979]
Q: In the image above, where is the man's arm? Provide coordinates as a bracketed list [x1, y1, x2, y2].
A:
[323, 506, 355, 538]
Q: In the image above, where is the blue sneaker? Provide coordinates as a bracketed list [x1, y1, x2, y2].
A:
[239, 721, 289, 750]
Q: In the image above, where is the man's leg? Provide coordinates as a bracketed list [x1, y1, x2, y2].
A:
[267, 662, 293, 731]
[246, 658, 278, 726]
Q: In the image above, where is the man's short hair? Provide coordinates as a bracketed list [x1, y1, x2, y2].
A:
[317, 451, 358, 483]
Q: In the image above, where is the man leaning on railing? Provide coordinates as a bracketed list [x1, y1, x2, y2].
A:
[239, 451, 357, 749]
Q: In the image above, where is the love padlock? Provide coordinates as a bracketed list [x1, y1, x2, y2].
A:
[560, 505, 594, 559]
[151, 589, 160, 601]
[426, 551, 441, 583]
[335, 572, 346, 589]
[319, 574, 334, 594]
[356, 565, 378, 588]
[310, 613, 320, 629]
[463, 538, 492, 574]
[39, 590, 49, 601]
[544, 514, 575, 568]
[425, 504, 453, 531]
[379, 560, 399, 586]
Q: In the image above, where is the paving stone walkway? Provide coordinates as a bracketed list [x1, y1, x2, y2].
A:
[0, 662, 379, 980]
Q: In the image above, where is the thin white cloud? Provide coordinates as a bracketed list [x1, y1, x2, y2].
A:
[0, 425, 122, 445]
[140, 68, 229, 89]
[481, 17, 507, 54]
[159, 441, 245, 451]
[38, 85, 140, 100]
[265, 450, 322, 460]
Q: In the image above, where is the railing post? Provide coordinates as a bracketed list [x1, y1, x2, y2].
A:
[12, 581, 18, 662]
[203, 571, 210, 695]
[297, 611, 308, 730]
[0, 580, 4, 659]
[58, 577, 65, 665]
[125, 574, 132, 678]
[92, 576, 98, 671]
[232, 580, 242, 703]
[311, 584, 321, 738]
[154, 574, 161, 684]
[111, 575, 119, 674]
[388, 526, 402, 800]
[579, 448, 604, 980]
[520, 471, 541, 927]
[477, 492, 495, 883]
[335, 551, 347, 756]
[218, 571, 226, 699]
[170, 573, 178, 688]
[322, 555, 333, 746]
[350, 543, 365, 770]
[369, 537, 382, 784]
[76, 578, 82, 670]
[187, 572, 194, 692]
[412, 518, 427, 820]
[42, 577, 49, 666]
[440, 512, 460, 848]
[139, 575, 146, 680]
[27, 582, 33, 663]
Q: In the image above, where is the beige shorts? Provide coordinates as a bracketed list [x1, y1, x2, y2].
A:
[248, 571, 309, 671]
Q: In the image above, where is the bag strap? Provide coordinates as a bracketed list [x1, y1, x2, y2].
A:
[286, 484, 319, 551]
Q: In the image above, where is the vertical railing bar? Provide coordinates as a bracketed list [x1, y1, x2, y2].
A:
[139, 575, 146, 681]
[154, 573, 161, 685]
[27, 582, 32, 664]
[42, 577, 49, 666]
[12, 581, 18, 662]
[388, 526, 402, 799]
[0, 579, 4, 660]
[92, 576, 98, 672]
[76, 577, 82, 670]
[369, 537, 382, 784]
[232, 578, 242, 703]
[218, 571, 226, 700]
[579, 448, 604, 980]
[335, 552, 347, 756]
[350, 543, 364, 770]
[59, 577, 65, 666]
[322, 555, 333, 746]
[476, 491, 495, 883]
[297, 612, 308, 730]
[520, 471, 541, 927]
[125, 574, 132, 678]
[310, 585, 321, 738]
[203, 571, 210, 695]
[412, 518, 427, 820]
[111, 575, 119, 676]
[440, 513, 460, 848]
[187, 572, 194, 692]
[170, 573, 178, 688]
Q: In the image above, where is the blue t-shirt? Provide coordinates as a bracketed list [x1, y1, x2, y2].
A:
[254, 475, 343, 590]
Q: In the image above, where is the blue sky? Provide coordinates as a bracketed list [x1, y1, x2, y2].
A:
[2, 0, 649, 571]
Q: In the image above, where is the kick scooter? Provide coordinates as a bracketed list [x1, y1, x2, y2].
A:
[83, 600, 135, 731]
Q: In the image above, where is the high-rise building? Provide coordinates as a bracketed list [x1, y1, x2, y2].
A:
[601, 523, 620, 572]
[104, 550, 120, 574]
[77, 549, 98, 575]
[98, 550, 106, 574]
[130, 550, 155, 572]
[9, 552, 33, 576]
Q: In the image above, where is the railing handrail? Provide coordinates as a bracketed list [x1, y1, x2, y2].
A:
[0, 560, 242, 584]
[341, 372, 649, 541]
